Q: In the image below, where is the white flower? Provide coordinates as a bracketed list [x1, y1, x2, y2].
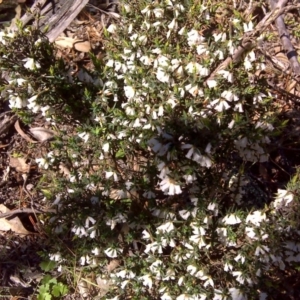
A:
[105, 171, 119, 182]
[140, 55, 152, 65]
[178, 26, 186, 35]
[222, 214, 241, 225]
[36, 158, 49, 169]
[209, 98, 230, 112]
[227, 40, 235, 55]
[140, 274, 153, 289]
[161, 292, 173, 300]
[78, 132, 89, 143]
[197, 44, 207, 55]
[142, 230, 151, 240]
[159, 177, 182, 195]
[104, 247, 120, 258]
[80, 255, 89, 265]
[124, 85, 135, 99]
[107, 297, 119, 300]
[185, 62, 201, 74]
[156, 67, 170, 83]
[244, 57, 252, 70]
[234, 254, 246, 264]
[215, 50, 224, 60]
[27, 95, 40, 113]
[144, 241, 163, 254]
[207, 79, 217, 89]
[153, 8, 164, 18]
[9, 94, 27, 109]
[224, 263, 233, 272]
[102, 142, 110, 153]
[92, 247, 100, 255]
[273, 189, 294, 209]
[245, 226, 257, 240]
[9, 78, 27, 86]
[232, 271, 245, 284]
[218, 70, 233, 82]
[49, 253, 61, 261]
[168, 18, 178, 30]
[207, 202, 218, 216]
[246, 210, 266, 226]
[255, 245, 269, 256]
[185, 84, 203, 97]
[228, 119, 235, 129]
[259, 293, 268, 300]
[221, 90, 239, 102]
[187, 29, 205, 46]
[84, 217, 96, 229]
[123, 4, 131, 13]
[107, 24, 117, 34]
[179, 210, 191, 220]
[177, 294, 192, 300]
[141, 5, 151, 16]
[156, 221, 175, 233]
[41, 105, 50, 116]
[138, 35, 148, 45]
[243, 21, 254, 33]
[187, 265, 197, 275]
[163, 269, 175, 281]
[23, 57, 41, 70]
[229, 288, 247, 300]
[213, 32, 226, 42]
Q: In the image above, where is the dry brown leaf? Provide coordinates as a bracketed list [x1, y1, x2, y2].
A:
[14, 120, 37, 143]
[9, 156, 30, 173]
[0, 204, 31, 235]
[74, 41, 91, 52]
[106, 259, 119, 273]
[29, 127, 56, 142]
[77, 280, 89, 298]
[95, 277, 112, 297]
[55, 37, 75, 48]
[55, 37, 91, 52]
[59, 163, 71, 177]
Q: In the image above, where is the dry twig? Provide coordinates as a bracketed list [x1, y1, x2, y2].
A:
[0, 207, 56, 219]
[206, 3, 300, 83]
[269, 0, 300, 75]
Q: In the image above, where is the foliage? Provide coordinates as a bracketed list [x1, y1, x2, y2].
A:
[0, 21, 99, 123]
[0, 1, 300, 299]
[37, 274, 68, 300]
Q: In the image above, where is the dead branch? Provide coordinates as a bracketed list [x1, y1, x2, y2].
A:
[0, 208, 56, 219]
[206, 3, 300, 83]
[11, 0, 89, 43]
[269, 0, 300, 75]
[10, 0, 48, 29]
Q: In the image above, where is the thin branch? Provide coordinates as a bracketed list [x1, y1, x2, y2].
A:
[269, 0, 300, 75]
[0, 208, 56, 219]
[206, 4, 300, 83]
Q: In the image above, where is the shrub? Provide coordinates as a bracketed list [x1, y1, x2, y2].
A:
[1, 1, 299, 299]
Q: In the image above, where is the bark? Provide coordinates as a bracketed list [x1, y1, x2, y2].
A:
[269, 0, 300, 75]
[10, 0, 89, 42]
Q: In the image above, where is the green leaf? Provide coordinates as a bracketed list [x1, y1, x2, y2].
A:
[38, 293, 51, 300]
[38, 284, 49, 295]
[116, 148, 125, 158]
[43, 293, 52, 300]
[41, 274, 57, 286]
[52, 282, 68, 297]
[39, 260, 56, 272]
[51, 284, 61, 297]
